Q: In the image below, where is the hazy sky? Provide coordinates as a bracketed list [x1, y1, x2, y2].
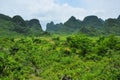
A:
[0, 0, 120, 30]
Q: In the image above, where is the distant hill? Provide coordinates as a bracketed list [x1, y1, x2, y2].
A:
[82, 16, 104, 29]
[103, 18, 120, 35]
[46, 15, 120, 36]
[0, 13, 43, 37]
[46, 16, 82, 34]
[1, 13, 120, 36]
[117, 15, 120, 21]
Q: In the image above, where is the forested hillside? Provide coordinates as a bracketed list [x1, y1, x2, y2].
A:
[0, 14, 43, 37]
[46, 15, 120, 36]
[1, 13, 120, 36]
[0, 13, 120, 80]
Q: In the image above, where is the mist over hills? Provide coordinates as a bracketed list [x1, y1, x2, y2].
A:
[0, 13, 120, 36]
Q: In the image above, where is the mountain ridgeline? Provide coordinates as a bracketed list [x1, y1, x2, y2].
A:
[46, 15, 120, 36]
[0, 13, 120, 36]
[0, 14, 120, 80]
[0, 14, 43, 37]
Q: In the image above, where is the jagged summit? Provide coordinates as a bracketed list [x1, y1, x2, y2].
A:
[46, 15, 120, 35]
[82, 15, 104, 28]
[67, 16, 77, 21]
[12, 15, 26, 27]
[28, 19, 41, 26]
[1, 13, 120, 36]
[26, 19, 43, 33]
[117, 15, 120, 20]
[83, 15, 99, 21]
[0, 13, 43, 36]
[0, 13, 12, 21]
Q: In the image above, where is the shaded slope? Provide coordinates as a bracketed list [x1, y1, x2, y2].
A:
[46, 15, 120, 36]
[46, 16, 82, 34]
[0, 13, 43, 37]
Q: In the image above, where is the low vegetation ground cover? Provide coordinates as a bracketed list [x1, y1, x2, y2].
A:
[0, 35, 120, 80]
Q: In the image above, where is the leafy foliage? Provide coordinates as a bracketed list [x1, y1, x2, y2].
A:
[0, 35, 120, 80]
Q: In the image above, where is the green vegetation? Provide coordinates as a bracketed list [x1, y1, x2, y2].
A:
[1, 13, 120, 36]
[46, 15, 120, 36]
[0, 35, 120, 80]
[0, 13, 120, 80]
[0, 14, 43, 37]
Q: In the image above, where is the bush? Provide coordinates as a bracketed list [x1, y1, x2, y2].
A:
[66, 35, 93, 57]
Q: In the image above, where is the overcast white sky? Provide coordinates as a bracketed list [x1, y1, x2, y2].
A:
[0, 0, 120, 30]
